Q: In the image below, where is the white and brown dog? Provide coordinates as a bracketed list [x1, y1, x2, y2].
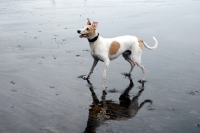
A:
[77, 19, 158, 90]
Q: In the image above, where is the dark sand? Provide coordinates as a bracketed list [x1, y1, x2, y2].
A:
[0, 0, 200, 133]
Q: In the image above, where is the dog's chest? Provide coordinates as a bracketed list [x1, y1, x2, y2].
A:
[89, 43, 105, 61]
[90, 49, 104, 61]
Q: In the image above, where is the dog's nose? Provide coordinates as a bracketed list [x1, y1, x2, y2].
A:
[77, 30, 81, 33]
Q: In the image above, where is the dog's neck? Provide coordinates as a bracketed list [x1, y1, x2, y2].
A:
[88, 33, 99, 43]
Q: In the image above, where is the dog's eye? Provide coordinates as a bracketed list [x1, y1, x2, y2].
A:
[86, 28, 89, 31]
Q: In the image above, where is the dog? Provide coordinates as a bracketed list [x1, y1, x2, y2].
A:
[77, 18, 158, 90]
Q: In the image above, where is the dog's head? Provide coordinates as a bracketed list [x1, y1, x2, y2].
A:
[77, 18, 98, 39]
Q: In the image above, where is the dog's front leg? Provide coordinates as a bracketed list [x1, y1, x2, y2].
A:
[83, 59, 98, 79]
[102, 60, 110, 90]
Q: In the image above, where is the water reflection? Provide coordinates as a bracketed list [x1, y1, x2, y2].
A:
[84, 77, 153, 133]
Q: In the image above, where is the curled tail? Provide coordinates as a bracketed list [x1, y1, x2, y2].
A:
[143, 36, 158, 50]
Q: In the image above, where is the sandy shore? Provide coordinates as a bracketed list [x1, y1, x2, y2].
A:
[0, 0, 200, 133]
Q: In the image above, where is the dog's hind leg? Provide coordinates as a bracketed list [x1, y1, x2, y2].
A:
[122, 50, 135, 76]
[135, 59, 146, 82]
[130, 48, 146, 82]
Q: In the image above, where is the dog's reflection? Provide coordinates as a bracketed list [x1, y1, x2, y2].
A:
[84, 77, 153, 133]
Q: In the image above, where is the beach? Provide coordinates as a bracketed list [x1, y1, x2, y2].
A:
[0, 0, 200, 132]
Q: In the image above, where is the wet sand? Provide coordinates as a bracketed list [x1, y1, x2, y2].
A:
[0, 0, 200, 133]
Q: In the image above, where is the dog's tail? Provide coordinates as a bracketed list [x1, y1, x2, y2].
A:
[143, 36, 158, 50]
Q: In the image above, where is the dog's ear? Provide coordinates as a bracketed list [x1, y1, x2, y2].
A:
[87, 18, 91, 25]
[92, 22, 98, 29]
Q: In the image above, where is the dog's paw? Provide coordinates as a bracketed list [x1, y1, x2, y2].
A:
[138, 79, 146, 83]
[77, 75, 89, 80]
[83, 75, 89, 80]
[125, 73, 131, 76]
[121, 72, 131, 77]
[102, 85, 108, 90]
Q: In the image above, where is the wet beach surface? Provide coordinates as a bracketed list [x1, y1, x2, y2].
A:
[0, 0, 200, 133]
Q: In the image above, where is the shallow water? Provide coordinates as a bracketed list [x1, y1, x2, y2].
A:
[0, 0, 200, 133]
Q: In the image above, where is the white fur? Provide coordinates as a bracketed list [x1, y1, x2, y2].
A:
[78, 23, 158, 90]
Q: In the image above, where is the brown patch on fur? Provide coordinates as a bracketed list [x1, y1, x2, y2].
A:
[109, 41, 120, 55]
[85, 25, 96, 37]
[138, 38, 144, 49]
